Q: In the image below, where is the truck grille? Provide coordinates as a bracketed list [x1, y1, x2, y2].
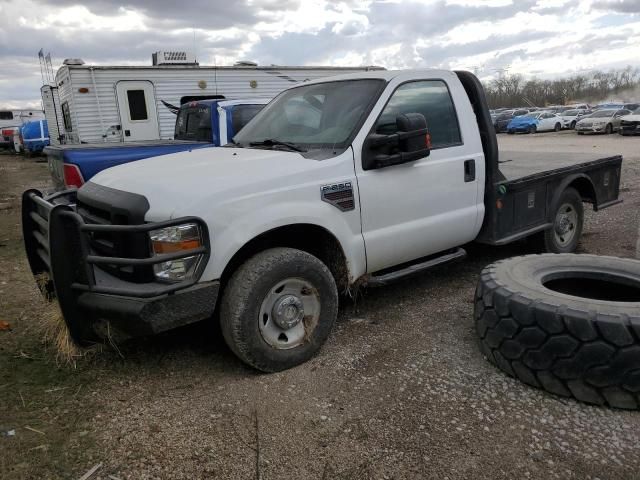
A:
[76, 182, 154, 282]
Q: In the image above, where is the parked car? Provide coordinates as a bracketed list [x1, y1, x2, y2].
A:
[619, 107, 640, 136]
[575, 108, 632, 134]
[22, 70, 623, 372]
[1, 126, 20, 150]
[623, 103, 639, 111]
[494, 109, 529, 132]
[506, 111, 563, 133]
[560, 109, 590, 129]
[21, 120, 50, 156]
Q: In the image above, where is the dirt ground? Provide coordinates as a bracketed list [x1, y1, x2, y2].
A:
[1, 131, 640, 480]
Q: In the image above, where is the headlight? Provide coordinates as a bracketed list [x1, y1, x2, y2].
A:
[149, 223, 204, 282]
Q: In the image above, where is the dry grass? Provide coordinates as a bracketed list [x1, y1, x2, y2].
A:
[39, 300, 102, 368]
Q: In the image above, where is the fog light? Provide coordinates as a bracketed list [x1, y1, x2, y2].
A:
[149, 223, 204, 282]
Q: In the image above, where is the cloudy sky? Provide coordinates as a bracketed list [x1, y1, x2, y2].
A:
[0, 0, 639, 108]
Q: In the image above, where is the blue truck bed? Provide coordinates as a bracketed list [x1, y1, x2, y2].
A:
[46, 140, 212, 190]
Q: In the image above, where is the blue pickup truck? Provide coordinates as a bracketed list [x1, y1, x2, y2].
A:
[46, 98, 269, 189]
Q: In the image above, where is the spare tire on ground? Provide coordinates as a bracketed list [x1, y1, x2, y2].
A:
[475, 254, 640, 409]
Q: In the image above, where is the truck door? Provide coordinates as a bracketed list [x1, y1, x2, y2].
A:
[115, 81, 160, 142]
[355, 78, 484, 273]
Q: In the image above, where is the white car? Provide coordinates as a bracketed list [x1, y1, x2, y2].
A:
[560, 109, 589, 129]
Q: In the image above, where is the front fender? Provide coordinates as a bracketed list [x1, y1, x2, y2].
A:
[199, 198, 366, 283]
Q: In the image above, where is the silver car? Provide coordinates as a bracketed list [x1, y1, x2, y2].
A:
[575, 108, 632, 134]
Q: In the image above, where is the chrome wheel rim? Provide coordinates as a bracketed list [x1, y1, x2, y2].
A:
[554, 203, 578, 247]
[258, 278, 320, 349]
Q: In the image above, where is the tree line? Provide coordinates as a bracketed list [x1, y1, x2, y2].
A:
[483, 66, 640, 108]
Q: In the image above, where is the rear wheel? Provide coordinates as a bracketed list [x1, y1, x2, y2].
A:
[220, 247, 338, 372]
[535, 187, 584, 253]
[528, 125, 537, 134]
[605, 124, 613, 134]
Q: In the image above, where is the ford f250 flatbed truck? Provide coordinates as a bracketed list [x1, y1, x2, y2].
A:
[45, 98, 269, 190]
[22, 70, 623, 372]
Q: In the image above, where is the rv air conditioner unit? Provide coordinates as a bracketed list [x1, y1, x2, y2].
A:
[152, 51, 198, 66]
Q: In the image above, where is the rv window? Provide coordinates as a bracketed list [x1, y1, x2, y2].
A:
[180, 95, 225, 104]
[127, 90, 148, 121]
[61, 102, 73, 132]
[0, 111, 13, 120]
[231, 105, 265, 135]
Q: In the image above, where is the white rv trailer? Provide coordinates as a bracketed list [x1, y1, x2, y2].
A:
[0, 109, 45, 129]
[42, 52, 384, 145]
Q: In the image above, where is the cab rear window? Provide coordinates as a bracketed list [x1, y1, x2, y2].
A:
[175, 105, 212, 141]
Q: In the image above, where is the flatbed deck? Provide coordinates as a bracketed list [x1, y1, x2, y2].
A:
[499, 150, 609, 180]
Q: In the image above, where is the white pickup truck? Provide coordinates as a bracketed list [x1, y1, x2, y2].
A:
[23, 70, 622, 371]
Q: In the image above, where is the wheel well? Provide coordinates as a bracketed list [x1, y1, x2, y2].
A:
[568, 177, 597, 207]
[221, 224, 350, 291]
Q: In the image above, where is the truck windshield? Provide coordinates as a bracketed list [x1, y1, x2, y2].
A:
[233, 79, 384, 150]
[175, 104, 211, 141]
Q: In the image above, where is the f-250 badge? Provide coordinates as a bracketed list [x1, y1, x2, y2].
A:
[321, 182, 355, 212]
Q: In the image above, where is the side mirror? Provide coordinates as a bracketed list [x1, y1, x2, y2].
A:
[362, 113, 431, 171]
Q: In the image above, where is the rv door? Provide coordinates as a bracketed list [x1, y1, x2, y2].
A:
[115, 81, 160, 142]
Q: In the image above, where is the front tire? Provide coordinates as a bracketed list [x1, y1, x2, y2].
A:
[220, 247, 338, 372]
[570, 121, 576, 129]
[554, 123, 561, 132]
[528, 125, 537, 134]
[605, 124, 613, 134]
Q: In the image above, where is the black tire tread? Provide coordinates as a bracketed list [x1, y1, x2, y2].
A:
[475, 255, 640, 410]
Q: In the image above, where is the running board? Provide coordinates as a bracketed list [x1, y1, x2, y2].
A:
[367, 247, 467, 287]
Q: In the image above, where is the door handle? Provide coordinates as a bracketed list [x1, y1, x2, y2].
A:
[124, 129, 131, 137]
[464, 159, 476, 182]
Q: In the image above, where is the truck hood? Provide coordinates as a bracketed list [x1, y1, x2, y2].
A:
[88, 147, 325, 218]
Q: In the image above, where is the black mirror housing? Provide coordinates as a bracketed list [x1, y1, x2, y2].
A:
[362, 113, 431, 171]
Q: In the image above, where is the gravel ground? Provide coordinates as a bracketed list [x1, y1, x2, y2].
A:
[2, 131, 640, 479]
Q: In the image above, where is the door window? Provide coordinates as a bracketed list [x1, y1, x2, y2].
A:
[374, 80, 462, 148]
[127, 90, 148, 121]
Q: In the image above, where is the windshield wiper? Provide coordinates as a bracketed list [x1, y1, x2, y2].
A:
[249, 138, 307, 152]
[224, 139, 243, 148]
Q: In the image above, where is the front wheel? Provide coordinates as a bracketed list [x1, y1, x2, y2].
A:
[605, 124, 613, 134]
[534, 187, 584, 253]
[220, 247, 338, 372]
[528, 125, 537, 134]
[570, 121, 576, 129]
[554, 123, 561, 132]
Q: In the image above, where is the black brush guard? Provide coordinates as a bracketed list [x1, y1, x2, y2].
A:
[22, 188, 218, 344]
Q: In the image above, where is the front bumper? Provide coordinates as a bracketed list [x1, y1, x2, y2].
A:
[22, 188, 217, 343]
[575, 124, 606, 133]
[507, 125, 533, 133]
[619, 123, 640, 135]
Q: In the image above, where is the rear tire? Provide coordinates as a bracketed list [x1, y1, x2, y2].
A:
[534, 187, 584, 253]
[220, 247, 338, 372]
